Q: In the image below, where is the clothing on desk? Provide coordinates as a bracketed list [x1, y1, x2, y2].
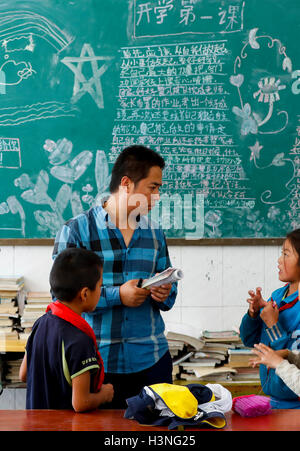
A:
[53, 204, 177, 375]
[240, 285, 300, 409]
[25, 311, 102, 409]
[124, 382, 232, 430]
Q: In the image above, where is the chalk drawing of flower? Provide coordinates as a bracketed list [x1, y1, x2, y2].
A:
[249, 140, 263, 162]
[205, 210, 222, 237]
[267, 206, 281, 221]
[232, 103, 258, 135]
[253, 77, 286, 103]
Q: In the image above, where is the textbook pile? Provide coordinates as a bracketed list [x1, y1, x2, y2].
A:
[165, 325, 259, 383]
[20, 291, 52, 340]
[200, 330, 259, 382]
[165, 323, 205, 380]
[3, 357, 24, 385]
[0, 275, 25, 341]
[225, 348, 260, 381]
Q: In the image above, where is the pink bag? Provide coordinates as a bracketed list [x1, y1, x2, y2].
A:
[232, 395, 272, 417]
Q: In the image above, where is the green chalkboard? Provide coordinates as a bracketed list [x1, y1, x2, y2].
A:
[0, 0, 299, 239]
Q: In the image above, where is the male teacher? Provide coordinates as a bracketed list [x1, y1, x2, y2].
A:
[53, 145, 177, 408]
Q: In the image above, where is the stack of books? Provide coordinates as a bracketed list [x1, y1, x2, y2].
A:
[225, 347, 260, 381]
[165, 326, 260, 383]
[3, 357, 24, 385]
[175, 329, 240, 381]
[165, 323, 205, 380]
[0, 275, 24, 298]
[201, 329, 242, 344]
[0, 275, 25, 341]
[20, 291, 52, 340]
[0, 300, 19, 340]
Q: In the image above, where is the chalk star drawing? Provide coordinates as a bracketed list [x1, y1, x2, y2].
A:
[61, 43, 112, 108]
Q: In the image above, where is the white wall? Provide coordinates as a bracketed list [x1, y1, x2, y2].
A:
[164, 244, 282, 332]
[0, 244, 282, 333]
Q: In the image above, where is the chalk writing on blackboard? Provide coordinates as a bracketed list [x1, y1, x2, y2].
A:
[110, 39, 254, 237]
[0, 0, 298, 239]
[0, 138, 21, 169]
[134, 0, 245, 37]
[288, 117, 300, 230]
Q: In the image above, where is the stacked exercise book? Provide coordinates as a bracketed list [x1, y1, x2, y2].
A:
[0, 275, 25, 343]
[165, 325, 259, 383]
[20, 291, 52, 341]
[200, 330, 259, 382]
[3, 357, 24, 385]
[165, 323, 206, 381]
[225, 347, 260, 382]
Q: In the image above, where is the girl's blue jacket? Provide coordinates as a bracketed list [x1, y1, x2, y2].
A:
[240, 285, 300, 409]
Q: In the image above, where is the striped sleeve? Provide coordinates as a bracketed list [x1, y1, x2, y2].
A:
[265, 323, 284, 342]
[265, 321, 290, 350]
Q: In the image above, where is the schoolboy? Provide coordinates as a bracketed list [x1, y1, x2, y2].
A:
[19, 248, 114, 411]
[53, 145, 178, 408]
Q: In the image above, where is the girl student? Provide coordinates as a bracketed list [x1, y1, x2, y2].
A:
[239, 229, 300, 409]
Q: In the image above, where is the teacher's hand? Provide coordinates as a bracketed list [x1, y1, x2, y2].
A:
[150, 283, 172, 303]
[119, 279, 149, 307]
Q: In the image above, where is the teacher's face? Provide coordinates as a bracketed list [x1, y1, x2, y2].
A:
[129, 165, 162, 214]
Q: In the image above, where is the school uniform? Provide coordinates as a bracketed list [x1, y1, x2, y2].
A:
[240, 285, 300, 409]
[25, 302, 104, 409]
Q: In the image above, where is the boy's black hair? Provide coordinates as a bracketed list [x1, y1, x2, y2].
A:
[286, 229, 300, 266]
[50, 248, 103, 302]
[109, 145, 165, 193]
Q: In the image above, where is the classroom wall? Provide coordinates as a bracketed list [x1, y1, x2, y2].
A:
[0, 244, 282, 332]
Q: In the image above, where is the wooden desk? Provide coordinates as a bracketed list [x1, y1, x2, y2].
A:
[0, 409, 299, 431]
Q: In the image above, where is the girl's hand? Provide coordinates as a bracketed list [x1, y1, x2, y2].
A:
[260, 301, 279, 328]
[247, 287, 267, 318]
[249, 343, 284, 369]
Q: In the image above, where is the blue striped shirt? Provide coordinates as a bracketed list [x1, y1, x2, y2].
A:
[53, 205, 177, 374]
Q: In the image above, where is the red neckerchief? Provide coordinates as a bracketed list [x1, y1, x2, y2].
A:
[46, 301, 104, 392]
[271, 285, 299, 313]
[278, 297, 299, 312]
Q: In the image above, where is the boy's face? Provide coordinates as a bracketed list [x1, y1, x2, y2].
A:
[85, 270, 102, 312]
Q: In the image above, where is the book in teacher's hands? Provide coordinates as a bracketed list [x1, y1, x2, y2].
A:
[141, 267, 184, 289]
